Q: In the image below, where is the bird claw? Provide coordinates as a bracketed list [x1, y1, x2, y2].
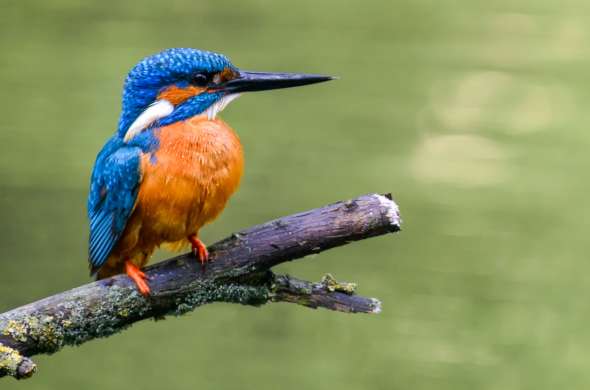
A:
[189, 235, 209, 266]
[125, 261, 151, 296]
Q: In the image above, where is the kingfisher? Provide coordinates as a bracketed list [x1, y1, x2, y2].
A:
[87, 48, 332, 295]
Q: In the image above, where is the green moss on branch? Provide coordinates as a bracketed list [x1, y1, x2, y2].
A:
[0, 344, 35, 379]
[0, 193, 400, 380]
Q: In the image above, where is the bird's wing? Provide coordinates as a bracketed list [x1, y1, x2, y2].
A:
[87, 138, 143, 274]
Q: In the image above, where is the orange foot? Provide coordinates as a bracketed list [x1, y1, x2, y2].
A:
[125, 260, 150, 296]
[189, 235, 209, 265]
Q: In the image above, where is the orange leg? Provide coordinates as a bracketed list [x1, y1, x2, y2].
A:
[189, 234, 209, 265]
[125, 260, 150, 296]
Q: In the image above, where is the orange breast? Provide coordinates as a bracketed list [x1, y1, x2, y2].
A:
[124, 115, 243, 256]
[141, 114, 243, 237]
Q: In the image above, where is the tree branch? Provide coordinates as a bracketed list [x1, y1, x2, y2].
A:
[0, 193, 401, 379]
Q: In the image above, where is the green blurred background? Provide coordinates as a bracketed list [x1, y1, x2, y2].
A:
[1, 0, 588, 389]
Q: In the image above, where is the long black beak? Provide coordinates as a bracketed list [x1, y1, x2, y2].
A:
[221, 71, 334, 93]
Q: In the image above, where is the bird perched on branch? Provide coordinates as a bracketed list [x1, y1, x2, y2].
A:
[87, 48, 332, 295]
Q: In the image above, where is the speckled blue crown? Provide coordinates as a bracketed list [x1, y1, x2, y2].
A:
[118, 48, 235, 135]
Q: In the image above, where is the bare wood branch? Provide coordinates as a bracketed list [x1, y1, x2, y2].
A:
[271, 274, 382, 313]
[0, 193, 401, 379]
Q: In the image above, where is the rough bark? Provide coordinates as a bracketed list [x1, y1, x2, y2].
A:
[0, 193, 401, 379]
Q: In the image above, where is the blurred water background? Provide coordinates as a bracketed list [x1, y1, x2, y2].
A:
[1, 0, 589, 389]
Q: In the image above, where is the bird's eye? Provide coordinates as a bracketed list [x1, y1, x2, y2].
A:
[191, 73, 210, 87]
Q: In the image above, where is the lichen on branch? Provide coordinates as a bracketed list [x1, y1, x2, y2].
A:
[0, 193, 401, 380]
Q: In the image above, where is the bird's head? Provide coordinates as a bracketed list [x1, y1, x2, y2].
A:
[118, 48, 333, 142]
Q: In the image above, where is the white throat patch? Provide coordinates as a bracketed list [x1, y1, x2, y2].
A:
[124, 99, 174, 142]
[204, 93, 241, 120]
[123, 94, 241, 142]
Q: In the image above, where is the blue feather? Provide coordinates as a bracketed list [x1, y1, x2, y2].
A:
[87, 139, 143, 273]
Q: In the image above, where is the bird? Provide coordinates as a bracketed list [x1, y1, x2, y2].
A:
[87, 48, 332, 295]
